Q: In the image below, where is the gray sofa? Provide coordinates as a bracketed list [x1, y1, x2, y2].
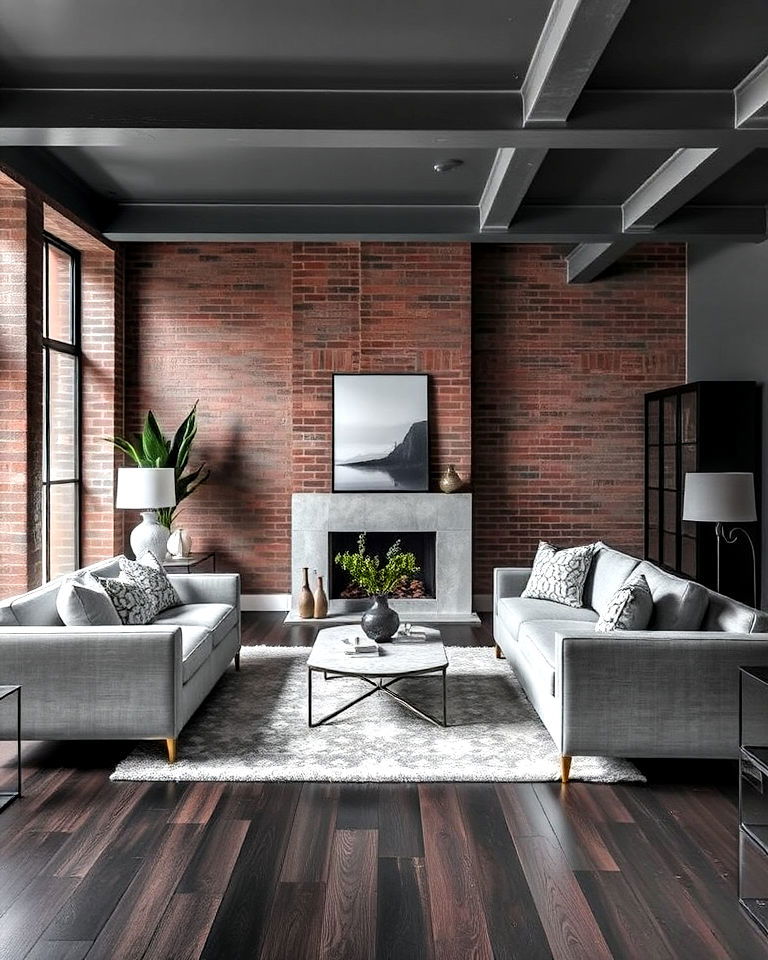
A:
[0, 556, 241, 762]
[494, 542, 768, 782]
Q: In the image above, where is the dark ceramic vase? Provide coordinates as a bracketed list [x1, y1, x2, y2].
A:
[361, 595, 400, 642]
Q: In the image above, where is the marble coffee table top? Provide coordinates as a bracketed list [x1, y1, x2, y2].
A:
[307, 624, 446, 676]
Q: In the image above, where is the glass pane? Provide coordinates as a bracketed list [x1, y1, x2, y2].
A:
[681, 391, 696, 443]
[47, 482, 78, 579]
[681, 536, 696, 577]
[663, 532, 677, 568]
[647, 401, 660, 444]
[647, 528, 659, 562]
[46, 243, 73, 343]
[47, 350, 77, 480]
[663, 397, 677, 443]
[648, 489, 659, 530]
[647, 446, 659, 485]
[682, 443, 697, 478]
[664, 490, 678, 533]
[663, 444, 677, 489]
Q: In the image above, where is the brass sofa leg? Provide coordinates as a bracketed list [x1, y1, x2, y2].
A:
[494, 644, 505, 659]
[235, 650, 241, 671]
[166, 738, 178, 764]
[560, 755, 572, 784]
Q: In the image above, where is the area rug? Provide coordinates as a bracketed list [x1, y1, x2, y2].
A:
[111, 646, 644, 783]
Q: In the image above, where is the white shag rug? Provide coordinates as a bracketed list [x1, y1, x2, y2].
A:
[111, 646, 644, 783]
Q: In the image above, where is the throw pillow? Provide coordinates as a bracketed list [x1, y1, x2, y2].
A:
[56, 571, 122, 627]
[522, 541, 597, 608]
[119, 551, 181, 617]
[95, 573, 157, 625]
[595, 573, 654, 633]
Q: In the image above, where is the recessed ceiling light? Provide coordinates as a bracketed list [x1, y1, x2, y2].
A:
[433, 158, 464, 173]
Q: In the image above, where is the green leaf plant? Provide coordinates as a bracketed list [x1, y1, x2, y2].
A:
[334, 533, 419, 598]
[105, 402, 211, 530]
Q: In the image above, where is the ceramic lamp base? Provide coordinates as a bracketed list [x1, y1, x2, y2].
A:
[129, 511, 169, 561]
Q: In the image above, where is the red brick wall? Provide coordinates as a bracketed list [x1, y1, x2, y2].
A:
[472, 243, 687, 594]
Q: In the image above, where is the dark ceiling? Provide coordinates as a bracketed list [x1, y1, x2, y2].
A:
[0, 0, 767, 281]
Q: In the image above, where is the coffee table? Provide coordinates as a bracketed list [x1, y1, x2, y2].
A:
[307, 624, 448, 728]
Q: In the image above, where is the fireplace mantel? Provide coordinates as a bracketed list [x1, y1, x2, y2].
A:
[288, 493, 476, 623]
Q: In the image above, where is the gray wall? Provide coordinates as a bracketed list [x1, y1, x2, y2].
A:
[687, 241, 767, 603]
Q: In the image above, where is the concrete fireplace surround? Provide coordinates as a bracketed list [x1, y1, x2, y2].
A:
[287, 493, 477, 623]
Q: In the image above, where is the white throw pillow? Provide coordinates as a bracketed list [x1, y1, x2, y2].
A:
[119, 551, 181, 617]
[57, 571, 122, 627]
[596, 573, 653, 632]
[522, 541, 597, 608]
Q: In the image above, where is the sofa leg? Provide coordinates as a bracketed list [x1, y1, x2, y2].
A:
[560, 755, 572, 784]
[166, 738, 177, 764]
[494, 644, 505, 659]
[235, 650, 241, 672]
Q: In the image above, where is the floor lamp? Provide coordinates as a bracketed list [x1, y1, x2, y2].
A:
[682, 471, 758, 606]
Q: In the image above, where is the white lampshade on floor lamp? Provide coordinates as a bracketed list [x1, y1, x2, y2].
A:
[682, 471, 758, 605]
[116, 467, 176, 560]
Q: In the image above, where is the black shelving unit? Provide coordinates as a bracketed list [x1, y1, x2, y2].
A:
[644, 381, 761, 606]
[739, 667, 768, 935]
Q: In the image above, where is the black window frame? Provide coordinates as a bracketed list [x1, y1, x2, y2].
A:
[42, 232, 82, 582]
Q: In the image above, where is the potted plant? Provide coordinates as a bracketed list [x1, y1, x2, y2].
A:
[334, 533, 419, 641]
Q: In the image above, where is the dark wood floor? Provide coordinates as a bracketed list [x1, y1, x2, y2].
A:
[0, 612, 766, 959]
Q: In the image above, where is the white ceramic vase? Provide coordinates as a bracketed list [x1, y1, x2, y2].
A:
[167, 527, 192, 559]
[129, 511, 170, 561]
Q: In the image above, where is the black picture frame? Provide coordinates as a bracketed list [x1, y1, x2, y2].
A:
[332, 373, 429, 493]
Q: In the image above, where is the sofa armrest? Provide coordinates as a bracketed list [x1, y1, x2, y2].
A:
[0, 626, 183, 739]
[493, 567, 532, 613]
[555, 630, 768, 756]
[168, 573, 241, 612]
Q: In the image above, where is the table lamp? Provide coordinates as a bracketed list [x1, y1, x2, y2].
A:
[682, 472, 757, 605]
[116, 467, 176, 560]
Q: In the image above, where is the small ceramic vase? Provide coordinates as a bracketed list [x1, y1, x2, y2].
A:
[439, 465, 463, 494]
[166, 527, 192, 558]
[298, 567, 314, 619]
[314, 575, 328, 619]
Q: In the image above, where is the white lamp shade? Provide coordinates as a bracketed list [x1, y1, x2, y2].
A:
[682, 472, 757, 523]
[115, 467, 176, 509]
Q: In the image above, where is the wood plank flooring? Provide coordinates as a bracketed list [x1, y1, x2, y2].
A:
[0, 612, 766, 959]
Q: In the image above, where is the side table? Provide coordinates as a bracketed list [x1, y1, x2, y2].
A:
[162, 551, 217, 574]
[0, 685, 21, 813]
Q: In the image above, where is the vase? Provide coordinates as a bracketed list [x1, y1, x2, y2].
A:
[166, 527, 192, 558]
[439, 465, 463, 494]
[298, 567, 314, 619]
[314, 575, 328, 619]
[361, 595, 400, 642]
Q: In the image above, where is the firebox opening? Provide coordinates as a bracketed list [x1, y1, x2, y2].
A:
[329, 531, 436, 601]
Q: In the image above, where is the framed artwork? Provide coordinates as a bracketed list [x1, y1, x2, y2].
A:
[332, 374, 429, 492]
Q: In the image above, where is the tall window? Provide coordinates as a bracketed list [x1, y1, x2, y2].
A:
[42, 234, 81, 581]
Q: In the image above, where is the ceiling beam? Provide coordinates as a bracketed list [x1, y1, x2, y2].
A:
[478, 148, 548, 230]
[566, 239, 635, 282]
[736, 53, 768, 127]
[522, 0, 631, 123]
[0, 88, 762, 150]
[101, 202, 766, 243]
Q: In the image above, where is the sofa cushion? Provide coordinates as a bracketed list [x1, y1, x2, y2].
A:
[634, 561, 709, 631]
[119, 553, 181, 618]
[521, 541, 597, 608]
[10, 580, 63, 626]
[517, 620, 599, 696]
[582, 542, 640, 616]
[56, 572, 122, 627]
[152, 603, 237, 648]
[497, 597, 598, 640]
[596, 573, 653, 633]
[181, 625, 212, 683]
[703, 592, 768, 634]
[95, 573, 157, 626]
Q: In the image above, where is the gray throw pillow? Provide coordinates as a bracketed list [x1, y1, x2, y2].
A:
[95, 572, 157, 625]
[522, 541, 597, 608]
[596, 573, 653, 633]
[119, 551, 181, 617]
[56, 571, 122, 627]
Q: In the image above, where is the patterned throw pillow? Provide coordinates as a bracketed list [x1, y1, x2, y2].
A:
[522, 541, 597, 608]
[95, 573, 157, 625]
[119, 552, 181, 618]
[596, 573, 654, 633]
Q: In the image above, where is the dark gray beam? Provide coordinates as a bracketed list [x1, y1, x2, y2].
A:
[102, 202, 766, 243]
[478, 148, 548, 230]
[522, 0, 631, 123]
[0, 89, 762, 150]
[736, 53, 768, 128]
[566, 239, 636, 282]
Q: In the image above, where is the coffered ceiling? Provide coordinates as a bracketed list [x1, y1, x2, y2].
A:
[1, 0, 768, 279]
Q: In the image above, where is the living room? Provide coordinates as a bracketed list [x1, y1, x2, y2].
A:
[2, 1, 768, 958]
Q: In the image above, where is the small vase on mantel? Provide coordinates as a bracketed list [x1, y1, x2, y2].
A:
[314, 575, 328, 619]
[439, 464, 463, 494]
[298, 567, 314, 619]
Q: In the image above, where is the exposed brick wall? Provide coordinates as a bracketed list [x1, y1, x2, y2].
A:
[472, 243, 687, 594]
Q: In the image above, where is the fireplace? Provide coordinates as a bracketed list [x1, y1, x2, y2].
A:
[329, 531, 436, 602]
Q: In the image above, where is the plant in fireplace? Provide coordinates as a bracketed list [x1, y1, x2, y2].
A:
[334, 533, 419, 641]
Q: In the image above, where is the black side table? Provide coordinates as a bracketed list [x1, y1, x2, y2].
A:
[162, 551, 217, 574]
[0, 685, 21, 812]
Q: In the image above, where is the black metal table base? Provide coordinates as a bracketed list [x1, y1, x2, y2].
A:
[308, 667, 448, 728]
